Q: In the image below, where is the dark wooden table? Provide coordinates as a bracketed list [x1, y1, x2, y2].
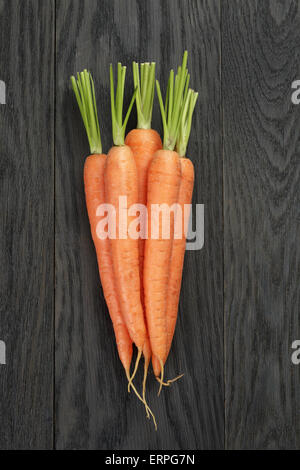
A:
[0, 0, 299, 450]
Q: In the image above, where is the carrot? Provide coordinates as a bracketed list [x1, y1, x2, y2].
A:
[152, 87, 198, 381]
[84, 154, 133, 375]
[145, 150, 181, 387]
[71, 70, 152, 419]
[104, 63, 149, 388]
[125, 62, 162, 405]
[144, 52, 189, 393]
[125, 63, 162, 303]
[166, 89, 198, 359]
[70, 70, 133, 373]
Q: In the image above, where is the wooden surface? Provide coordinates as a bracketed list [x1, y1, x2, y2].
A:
[55, 0, 223, 450]
[0, 0, 300, 450]
[223, 0, 300, 449]
[0, 0, 54, 449]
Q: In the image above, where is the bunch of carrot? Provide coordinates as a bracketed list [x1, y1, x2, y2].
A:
[71, 52, 198, 429]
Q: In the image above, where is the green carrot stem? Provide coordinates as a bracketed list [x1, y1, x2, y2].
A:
[110, 62, 137, 146]
[156, 51, 189, 151]
[70, 69, 102, 155]
[133, 61, 156, 129]
[176, 88, 198, 157]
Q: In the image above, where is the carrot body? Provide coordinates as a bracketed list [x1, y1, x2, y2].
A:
[125, 129, 162, 304]
[165, 158, 194, 359]
[104, 145, 147, 351]
[144, 150, 181, 375]
[84, 154, 133, 375]
[125, 129, 162, 390]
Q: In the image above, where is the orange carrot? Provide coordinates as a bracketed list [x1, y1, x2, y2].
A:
[144, 52, 190, 393]
[104, 63, 148, 377]
[105, 145, 147, 352]
[165, 89, 198, 360]
[71, 70, 133, 376]
[84, 154, 133, 376]
[105, 63, 157, 427]
[125, 62, 162, 405]
[125, 127, 162, 303]
[71, 70, 152, 419]
[151, 159, 194, 382]
[165, 158, 194, 355]
[144, 52, 198, 392]
[144, 149, 181, 386]
[125, 63, 162, 304]
[152, 85, 198, 379]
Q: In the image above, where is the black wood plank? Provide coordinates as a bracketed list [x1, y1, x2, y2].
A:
[55, 0, 223, 449]
[0, 0, 54, 449]
[223, 0, 300, 449]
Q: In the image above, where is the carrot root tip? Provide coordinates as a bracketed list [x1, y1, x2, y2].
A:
[126, 369, 157, 429]
[143, 359, 150, 419]
[128, 348, 142, 392]
[156, 376, 170, 387]
[167, 373, 184, 384]
[157, 358, 164, 396]
[156, 372, 184, 389]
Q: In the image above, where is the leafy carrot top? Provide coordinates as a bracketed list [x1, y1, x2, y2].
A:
[133, 61, 156, 130]
[110, 63, 137, 146]
[156, 51, 189, 151]
[71, 69, 102, 155]
[176, 88, 198, 157]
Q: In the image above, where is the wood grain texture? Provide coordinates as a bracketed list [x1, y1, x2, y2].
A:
[0, 0, 54, 449]
[55, 0, 223, 450]
[223, 0, 300, 449]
